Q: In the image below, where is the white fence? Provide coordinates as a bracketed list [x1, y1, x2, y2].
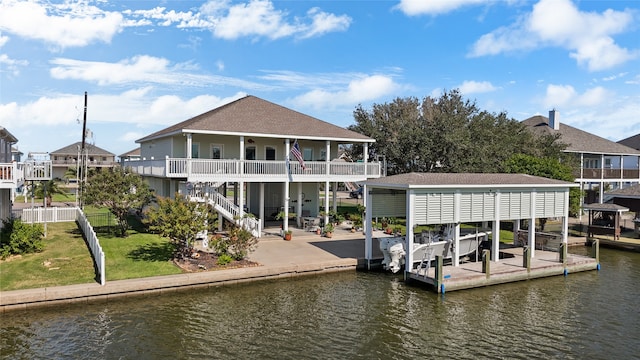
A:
[15, 206, 106, 286]
[19, 207, 78, 223]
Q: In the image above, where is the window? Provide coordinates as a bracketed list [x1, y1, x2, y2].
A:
[605, 158, 612, 168]
[303, 148, 313, 161]
[320, 149, 326, 161]
[245, 146, 256, 160]
[191, 143, 200, 159]
[265, 146, 276, 160]
[211, 144, 223, 159]
[584, 159, 599, 168]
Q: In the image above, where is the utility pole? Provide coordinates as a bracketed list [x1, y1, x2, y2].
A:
[79, 91, 87, 209]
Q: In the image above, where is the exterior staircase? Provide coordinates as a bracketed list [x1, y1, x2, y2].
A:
[188, 182, 262, 238]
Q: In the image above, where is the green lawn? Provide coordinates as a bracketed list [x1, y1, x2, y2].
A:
[0, 222, 95, 291]
[0, 220, 182, 291]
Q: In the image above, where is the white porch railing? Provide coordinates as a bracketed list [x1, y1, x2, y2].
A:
[126, 158, 381, 182]
[0, 162, 20, 189]
[191, 191, 262, 238]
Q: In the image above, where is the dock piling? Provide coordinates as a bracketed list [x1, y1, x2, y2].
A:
[434, 255, 443, 292]
[559, 243, 567, 265]
[482, 249, 490, 279]
[523, 246, 531, 272]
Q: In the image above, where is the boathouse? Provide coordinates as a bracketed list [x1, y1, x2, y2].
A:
[362, 173, 597, 291]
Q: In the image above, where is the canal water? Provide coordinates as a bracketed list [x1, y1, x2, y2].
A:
[1, 247, 639, 359]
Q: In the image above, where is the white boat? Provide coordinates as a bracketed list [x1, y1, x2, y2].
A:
[379, 225, 487, 273]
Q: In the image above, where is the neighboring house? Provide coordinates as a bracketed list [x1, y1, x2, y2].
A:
[618, 133, 640, 151]
[1, 127, 19, 226]
[50, 142, 117, 181]
[119, 147, 141, 166]
[11, 146, 22, 162]
[0, 128, 51, 228]
[128, 95, 381, 236]
[523, 110, 640, 205]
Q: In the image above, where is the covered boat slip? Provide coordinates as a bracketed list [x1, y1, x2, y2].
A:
[363, 173, 598, 292]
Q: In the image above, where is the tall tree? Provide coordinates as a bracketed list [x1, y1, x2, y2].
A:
[83, 167, 152, 237]
[33, 180, 69, 206]
[347, 89, 567, 175]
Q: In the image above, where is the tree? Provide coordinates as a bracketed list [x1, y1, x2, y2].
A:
[347, 89, 567, 175]
[503, 153, 582, 216]
[33, 180, 70, 206]
[143, 193, 212, 259]
[83, 167, 152, 237]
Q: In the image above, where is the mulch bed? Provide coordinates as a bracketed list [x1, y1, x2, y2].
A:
[173, 251, 261, 272]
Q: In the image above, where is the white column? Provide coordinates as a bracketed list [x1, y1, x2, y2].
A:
[325, 141, 330, 176]
[492, 191, 501, 262]
[239, 136, 245, 176]
[529, 190, 537, 258]
[404, 190, 415, 277]
[364, 185, 373, 265]
[453, 191, 461, 267]
[259, 183, 265, 223]
[186, 133, 192, 177]
[620, 155, 624, 189]
[324, 180, 330, 225]
[600, 154, 605, 203]
[297, 182, 303, 227]
[563, 190, 569, 245]
[363, 142, 368, 176]
[513, 220, 521, 243]
[284, 139, 291, 232]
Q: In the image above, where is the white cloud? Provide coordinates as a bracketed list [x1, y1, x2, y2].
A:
[394, 0, 487, 16]
[542, 84, 611, 109]
[469, 0, 638, 71]
[0, 89, 247, 130]
[290, 75, 400, 109]
[49, 56, 272, 90]
[200, 0, 350, 40]
[457, 80, 497, 94]
[0, 53, 27, 76]
[0, 32, 8, 47]
[0, 0, 124, 48]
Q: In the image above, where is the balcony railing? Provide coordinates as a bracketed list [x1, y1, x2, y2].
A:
[125, 158, 382, 182]
[0, 162, 19, 189]
[575, 168, 640, 180]
[23, 160, 52, 181]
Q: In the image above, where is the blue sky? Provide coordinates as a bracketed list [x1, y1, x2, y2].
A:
[1, 0, 639, 158]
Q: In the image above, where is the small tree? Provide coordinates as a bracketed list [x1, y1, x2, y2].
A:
[83, 167, 152, 237]
[34, 180, 69, 206]
[143, 193, 210, 260]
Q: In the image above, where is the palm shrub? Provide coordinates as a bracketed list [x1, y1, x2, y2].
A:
[0, 218, 45, 259]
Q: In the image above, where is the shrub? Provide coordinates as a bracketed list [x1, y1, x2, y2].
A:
[0, 218, 45, 259]
[217, 254, 233, 265]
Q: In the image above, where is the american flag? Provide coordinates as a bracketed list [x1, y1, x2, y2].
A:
[290, 140, 306, 170]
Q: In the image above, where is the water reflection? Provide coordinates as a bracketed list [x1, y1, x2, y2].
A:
[1, 249, 639, 359]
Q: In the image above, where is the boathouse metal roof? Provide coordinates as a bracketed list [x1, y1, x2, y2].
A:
[522, 115, 640, 156]
[137, 95, 374, 143]
[364, 172, 576, 189]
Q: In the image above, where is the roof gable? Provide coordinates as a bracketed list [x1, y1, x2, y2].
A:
[522, 115, 640, 155]
[51, 141, 115, 156]
[137, 95, 373, 143]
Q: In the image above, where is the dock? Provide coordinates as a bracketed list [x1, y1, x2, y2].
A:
[407, 245, 599, 293]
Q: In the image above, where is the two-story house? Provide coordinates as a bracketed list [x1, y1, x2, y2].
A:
[0, 128, 52, 228]
[523, 110, 640, 206]
[50, 142, 117, 181]
[127, 95, 381, 236]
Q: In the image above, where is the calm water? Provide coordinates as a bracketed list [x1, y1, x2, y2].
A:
[1, 247, 639, 360]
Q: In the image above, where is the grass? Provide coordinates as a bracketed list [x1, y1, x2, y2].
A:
[0, 217, 182, 291]
[0, 222, 96, 291]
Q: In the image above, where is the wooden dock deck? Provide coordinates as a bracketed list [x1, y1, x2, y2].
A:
[407, 247, 599, 293]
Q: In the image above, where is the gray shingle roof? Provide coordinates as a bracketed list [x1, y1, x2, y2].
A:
[50, 142, 115, 156]
[136, 95, 374, 143]
[522, 115, 640, 155]
[607, 184, 640, 198]
[365, 172, 575, 189]
[618, 133, 640, 151]
[583, 203, 629, 212]
[119, 147, 140, 158]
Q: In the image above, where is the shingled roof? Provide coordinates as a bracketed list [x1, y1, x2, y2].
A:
[618, 133, 640, 151]
[51, 142, 114, 156]
[607, 184, 640, 198]
[522, 115, 640, 156]
[137, 95, 374, 143]
[364, 172, 575, 189]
